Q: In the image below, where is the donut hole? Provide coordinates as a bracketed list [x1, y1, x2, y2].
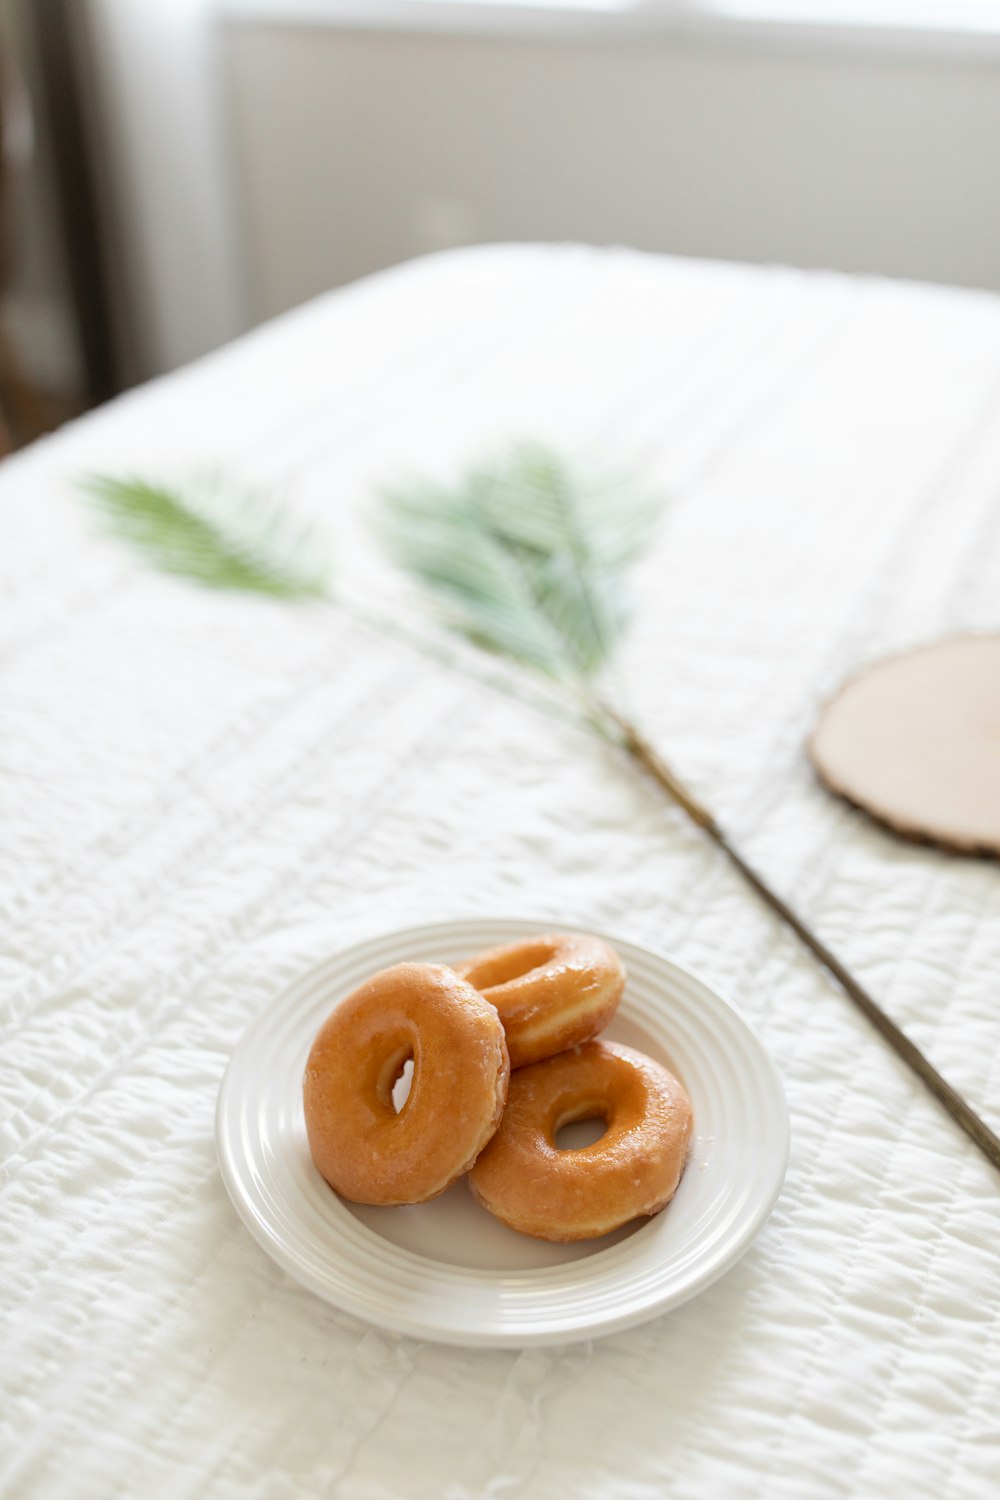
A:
[553, 1103, 609, 1152]
[376, 1045, 415, 1114]
[390, 1057, 414, 1113]
[466, 940, 558, 989]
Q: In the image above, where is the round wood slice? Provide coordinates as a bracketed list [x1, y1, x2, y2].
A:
[810, 635, 1000, 856]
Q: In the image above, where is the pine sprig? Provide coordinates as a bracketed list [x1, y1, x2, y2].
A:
[82, 473, 333, 599]
[73, 450, 1000, 1175]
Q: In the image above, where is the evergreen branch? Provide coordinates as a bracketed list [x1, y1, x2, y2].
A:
[75, 453, 1000, 1177]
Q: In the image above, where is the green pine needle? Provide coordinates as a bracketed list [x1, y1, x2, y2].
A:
[380, 444, 660, 685]
[82, 473, 333, 600]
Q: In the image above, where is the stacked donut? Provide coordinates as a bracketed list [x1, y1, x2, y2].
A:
[303, 934, 693, 1242]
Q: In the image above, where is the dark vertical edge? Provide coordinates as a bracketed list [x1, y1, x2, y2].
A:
[25, 0, 120, 404]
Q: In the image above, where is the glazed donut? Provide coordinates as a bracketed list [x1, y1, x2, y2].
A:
[455, 932, 625, 1069]
[303, 962, 509, 1206]
[468, 1040, 692, 1241]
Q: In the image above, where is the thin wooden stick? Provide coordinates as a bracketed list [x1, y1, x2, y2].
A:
[608, 705, 1000, 1176]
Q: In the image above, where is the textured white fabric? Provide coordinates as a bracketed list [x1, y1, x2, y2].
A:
[2, 244, 1000, 1499]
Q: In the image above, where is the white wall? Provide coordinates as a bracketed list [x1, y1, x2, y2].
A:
[85, 0, 246, 378]
[221, 20, 1000, 323]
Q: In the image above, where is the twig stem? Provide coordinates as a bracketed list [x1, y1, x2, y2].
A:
[607, 705, 1000, 1177]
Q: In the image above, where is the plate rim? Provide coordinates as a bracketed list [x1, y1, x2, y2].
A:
[216, 915, 790, 1347]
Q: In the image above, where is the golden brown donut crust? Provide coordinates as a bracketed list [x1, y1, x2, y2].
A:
[455, 932, 625, 1069]
[303, 962, 510, 1206]
[468, 1040, 693, 1241]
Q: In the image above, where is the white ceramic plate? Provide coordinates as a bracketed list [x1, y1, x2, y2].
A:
[216, 918, 789, 1347]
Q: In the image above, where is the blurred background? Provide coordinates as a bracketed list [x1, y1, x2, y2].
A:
[2, 0, 1000, 450]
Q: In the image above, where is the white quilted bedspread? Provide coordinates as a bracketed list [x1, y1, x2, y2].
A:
[3, 245, 1000, 1499]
